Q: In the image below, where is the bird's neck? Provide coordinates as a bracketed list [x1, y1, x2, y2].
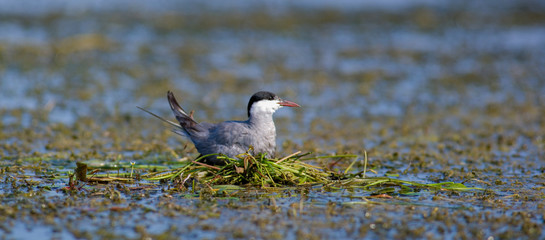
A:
[248, 113, 276, 132]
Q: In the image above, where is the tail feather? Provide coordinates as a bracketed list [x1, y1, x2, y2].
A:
[136, 106, 179, 128]
[137, 106, 187, 135]
[137, 91, 202, 138]
[167, 91, 201, 136]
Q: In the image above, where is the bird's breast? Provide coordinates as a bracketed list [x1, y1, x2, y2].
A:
[249, 123, 276, 156]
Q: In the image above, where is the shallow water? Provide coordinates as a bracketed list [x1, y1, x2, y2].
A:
[1, 0, 545, 239]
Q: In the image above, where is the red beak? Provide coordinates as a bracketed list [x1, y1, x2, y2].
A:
[279, 99, 300, 107]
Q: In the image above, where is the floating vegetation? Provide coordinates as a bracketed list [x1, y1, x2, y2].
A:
[55, 150, 484, 195]
[142, 151, 333, 186]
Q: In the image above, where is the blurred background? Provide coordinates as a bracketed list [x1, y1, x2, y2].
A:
[1, 1, 545, 239]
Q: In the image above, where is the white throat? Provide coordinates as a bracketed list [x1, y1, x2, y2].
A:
[247, 99, 279, 157]
[248, 99, 281, 125]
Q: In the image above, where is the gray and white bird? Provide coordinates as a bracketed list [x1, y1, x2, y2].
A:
[140, 91, 300, 165]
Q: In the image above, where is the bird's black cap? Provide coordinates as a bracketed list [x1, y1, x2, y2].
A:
[247, 91, 278, 117]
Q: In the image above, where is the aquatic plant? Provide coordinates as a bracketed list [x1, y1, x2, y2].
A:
[71, 150, 483, 194]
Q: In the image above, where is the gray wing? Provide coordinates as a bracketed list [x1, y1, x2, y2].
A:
[193, 121, 254, 158]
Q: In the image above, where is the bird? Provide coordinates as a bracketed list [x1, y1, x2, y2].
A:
[139, 91, 300, 165]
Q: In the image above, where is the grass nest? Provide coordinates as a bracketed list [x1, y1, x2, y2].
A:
[124, 151, 482, 192]
[142, 151, 336, 187]
[68, 150, 482, 195]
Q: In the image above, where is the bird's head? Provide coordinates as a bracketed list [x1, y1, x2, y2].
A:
[247, 91, 300, 118]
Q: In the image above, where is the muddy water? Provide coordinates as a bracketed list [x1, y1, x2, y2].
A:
[1, 0, 545, 239]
